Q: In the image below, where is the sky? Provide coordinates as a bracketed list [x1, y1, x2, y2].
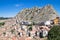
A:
[0, 0, 60, 17]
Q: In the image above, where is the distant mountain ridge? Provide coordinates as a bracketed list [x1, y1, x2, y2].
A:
[15, 5, 58, 23]
[0, 17, 12, 20]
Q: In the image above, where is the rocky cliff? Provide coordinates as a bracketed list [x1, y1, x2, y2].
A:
[16, 5, 58, 23]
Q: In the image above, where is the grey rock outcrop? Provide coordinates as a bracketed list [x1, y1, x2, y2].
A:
[16, 5, 58, 23]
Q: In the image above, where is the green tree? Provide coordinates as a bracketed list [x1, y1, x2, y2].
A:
[48, 25, 60, 40]
[0, 22, 5, 27]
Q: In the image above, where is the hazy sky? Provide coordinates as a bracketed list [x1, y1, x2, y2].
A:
[0, 0, 60, 17]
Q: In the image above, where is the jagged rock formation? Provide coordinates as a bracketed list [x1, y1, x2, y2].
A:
[16, 5, 58, 23]
[0, 5, 59, 40]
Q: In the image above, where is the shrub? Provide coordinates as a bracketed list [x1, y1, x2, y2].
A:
[0, 22, 5, 27]
[28, 26, 32, 31]
[11, 29, 15, 34]
[3, 32, 6, 36]
[30, 16, 33, 20]
[48, 25, 60, 40]
[32, 22, 36, 25]
[0, 22, 5, 25]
